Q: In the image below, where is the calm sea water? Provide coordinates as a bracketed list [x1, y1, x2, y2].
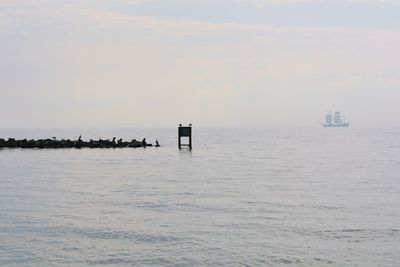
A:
[0, 127, 399, 266]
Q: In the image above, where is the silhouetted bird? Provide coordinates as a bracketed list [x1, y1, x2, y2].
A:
[179, 124, 182, 127]
[78, 135, 82, 141]
[155, 140, 160, 147]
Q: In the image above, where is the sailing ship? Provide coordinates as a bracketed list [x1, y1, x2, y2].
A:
[321, 111, 350, 127]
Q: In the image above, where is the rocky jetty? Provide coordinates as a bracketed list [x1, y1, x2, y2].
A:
[0, 137, 156, 149]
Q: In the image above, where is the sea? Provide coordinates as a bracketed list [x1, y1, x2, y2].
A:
[0, 127, 399, 266]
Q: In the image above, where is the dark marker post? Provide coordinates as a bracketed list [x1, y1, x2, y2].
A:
[178, 123, 192, 149]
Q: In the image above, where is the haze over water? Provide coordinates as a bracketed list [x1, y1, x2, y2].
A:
[1, 127, 399, 266]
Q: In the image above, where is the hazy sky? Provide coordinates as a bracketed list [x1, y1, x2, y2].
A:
[1, 0, 399, 128]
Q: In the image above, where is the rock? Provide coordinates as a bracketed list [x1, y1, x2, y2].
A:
[0, 136, 158, 149]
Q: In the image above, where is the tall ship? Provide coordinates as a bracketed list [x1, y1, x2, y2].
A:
[321, 111, 350, 127]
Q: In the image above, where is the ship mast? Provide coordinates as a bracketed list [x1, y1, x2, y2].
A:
[333, 111, 341, 125]
[325, 111, 332, 125]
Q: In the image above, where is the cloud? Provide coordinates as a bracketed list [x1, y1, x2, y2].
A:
[71, 6, 399, 36]
[241, 0, 400, 7]
[0, 1, 399, 127]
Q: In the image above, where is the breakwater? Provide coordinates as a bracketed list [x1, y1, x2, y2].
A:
[0, 137, 158, 149]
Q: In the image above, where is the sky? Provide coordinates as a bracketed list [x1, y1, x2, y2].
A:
[0, 0, 399, 128]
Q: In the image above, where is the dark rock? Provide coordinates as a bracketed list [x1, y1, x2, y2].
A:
[0, 136, 158, 149]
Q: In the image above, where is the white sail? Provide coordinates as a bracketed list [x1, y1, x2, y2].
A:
[325, 114, 332, 124]
[321, 111, 350, 127]
[333, 111, 341, 124]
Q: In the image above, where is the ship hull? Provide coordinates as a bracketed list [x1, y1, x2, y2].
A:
[321, 123, 350, 127]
